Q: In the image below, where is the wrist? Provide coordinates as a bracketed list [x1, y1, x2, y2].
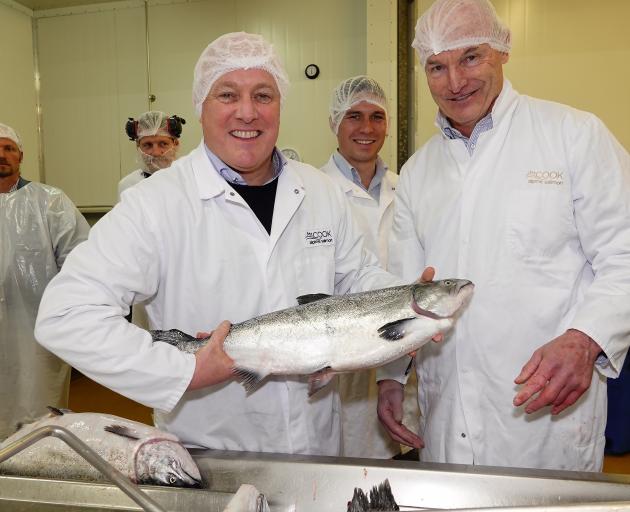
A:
[567, 329, 602, 361]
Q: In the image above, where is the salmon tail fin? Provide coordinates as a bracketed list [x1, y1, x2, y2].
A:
[377, 318, 415, 341]
[233, 367, 267, 395]
[347, 478, 399, 511]
[307, 367, 335, 397]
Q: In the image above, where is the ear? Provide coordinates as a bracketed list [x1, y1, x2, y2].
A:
[328, 116, 337, 135]
[500, 52, 510, 65]
[19, 152, 23, 163]
[173, 138, 180, 146]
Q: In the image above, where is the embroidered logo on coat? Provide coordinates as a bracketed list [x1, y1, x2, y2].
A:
[527, 170, 564, 185]
[304, 229, 334, 246]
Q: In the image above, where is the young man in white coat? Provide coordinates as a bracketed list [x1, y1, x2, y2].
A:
[35, 32, 417, 456]
[376, 0, 630, 472]
[320, 76, 419, 459]
[0, 122, 89, 439]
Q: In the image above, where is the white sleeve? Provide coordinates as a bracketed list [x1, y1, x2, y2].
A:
[35, 187, 195, 412]
[566, 115, 630, 377]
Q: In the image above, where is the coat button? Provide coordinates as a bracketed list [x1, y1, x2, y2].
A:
[229, 192, 235, 196]
[461, 433, 466, 438]
[294, 189, 299, 194]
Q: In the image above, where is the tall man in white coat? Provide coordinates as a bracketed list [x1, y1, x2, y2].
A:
[321, 76, 419, 459]
[376, 0, 630, 472]
[35, 32, 413, 456]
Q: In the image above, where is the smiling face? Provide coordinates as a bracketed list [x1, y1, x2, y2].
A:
[336, 100, 387, 172]
[201, 68, 281, 185]
[425, 44, 508, 138]
[0, 137, 22, 181]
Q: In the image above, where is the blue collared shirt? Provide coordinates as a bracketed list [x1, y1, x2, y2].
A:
[437, 111, 493, 156]
[332, 150, 387, 202]
[204, 144, 288, 185]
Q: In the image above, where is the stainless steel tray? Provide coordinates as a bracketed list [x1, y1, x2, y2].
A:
[1, 448, 629, 511]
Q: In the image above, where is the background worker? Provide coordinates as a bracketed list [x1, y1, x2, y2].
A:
[0, 122, 89, 439]
[321, 76, 419, 459]
[377, 0, 630, 471]
[118, 110, 185, 199]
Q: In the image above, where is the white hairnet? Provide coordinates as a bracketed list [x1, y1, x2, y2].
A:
[0, 123, 23, 152]
[192, 32, 290, 118]
[413, 0, 511, 67]
[136, 111, 171, 139]
[329, 76, 388, 135]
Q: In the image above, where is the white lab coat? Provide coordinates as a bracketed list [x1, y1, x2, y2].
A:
[321, 156, 420, 459]
[381, 80, 630, 471]
[36, 143, 400, 455]
[117, 169, 145, 200]
[0, 182, 89, 439]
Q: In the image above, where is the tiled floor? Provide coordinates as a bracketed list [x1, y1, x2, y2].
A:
[69, 373, 630, 475]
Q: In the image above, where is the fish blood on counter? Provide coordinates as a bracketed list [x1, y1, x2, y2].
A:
[0, 407, 202, 487]
[153, 279, 474, 395]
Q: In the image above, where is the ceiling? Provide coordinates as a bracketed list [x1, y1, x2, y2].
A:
[14, 0, 131, 11]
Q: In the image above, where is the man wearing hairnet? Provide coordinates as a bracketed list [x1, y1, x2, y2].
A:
[377, 0, 630, 472]
[35, 33, 412, 455]
[320, 76, 419, 459]
[0, 123, 89, 440]
[118, 110, 185, 199]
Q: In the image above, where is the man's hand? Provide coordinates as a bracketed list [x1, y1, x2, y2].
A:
[377, 379, 424, 448]
[187, 321, 234, 391]
[513, 329, 602, 415]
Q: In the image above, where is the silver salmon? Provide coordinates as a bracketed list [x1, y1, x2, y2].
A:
[0, 407, 202, 487]
[152, 279, 473, 395]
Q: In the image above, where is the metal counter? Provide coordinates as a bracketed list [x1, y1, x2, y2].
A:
[1, 448, 630, 511]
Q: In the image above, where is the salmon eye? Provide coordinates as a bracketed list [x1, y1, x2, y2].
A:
[444, 280, 453, 286]
[169, 474, 177, 484]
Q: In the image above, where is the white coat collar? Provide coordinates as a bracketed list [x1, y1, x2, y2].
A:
[191, 142, 230, 200]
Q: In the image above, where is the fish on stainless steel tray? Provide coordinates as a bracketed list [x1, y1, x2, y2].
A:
[0, 407, 202, 487]
[152, 279, 474, 395]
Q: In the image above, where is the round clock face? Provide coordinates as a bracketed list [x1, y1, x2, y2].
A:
[281, 148, 301, 161]
[305, 64, 320, 80]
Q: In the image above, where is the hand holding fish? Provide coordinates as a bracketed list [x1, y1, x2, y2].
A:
[513, 329, 602, 415]
[377, 379, 423, 448]
[188, 320, 235, 390]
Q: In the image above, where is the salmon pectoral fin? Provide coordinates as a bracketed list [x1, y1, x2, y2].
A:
[233, 367, 268, 395]
[296, 293, 331, 305]
[377, 318, 416, 341]
[104, 425, 142, 440]
[307, 367, 335, 397]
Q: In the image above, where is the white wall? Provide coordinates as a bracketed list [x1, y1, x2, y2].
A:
[35, 0, 367, 208]
[0, 0, 39, 181]
[413, 0, 630, 153]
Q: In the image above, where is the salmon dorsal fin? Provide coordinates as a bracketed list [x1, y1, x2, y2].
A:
[377, 318, 416, 341]
[47, 406, 72, 416]
[150, 328, 198, 344]
[307, 367, 335, 397]
[296, 293, 331, 305]
[104, 425, 142, 440]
